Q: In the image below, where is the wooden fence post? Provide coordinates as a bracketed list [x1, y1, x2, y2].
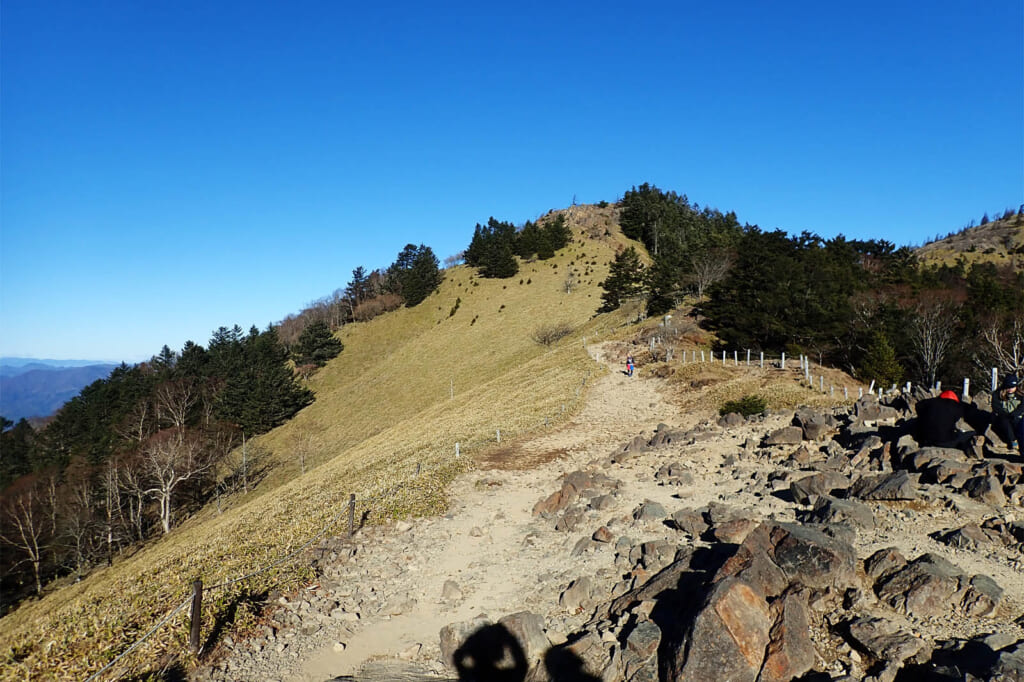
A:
[189, 579, 203, 655]
[347, 494, 355, 538]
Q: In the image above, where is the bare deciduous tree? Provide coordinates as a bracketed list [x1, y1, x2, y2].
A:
[689, 248, 734, 302]
[910, 302, 958, 386]
[155, 379, 198, 432]
[0, 478, 51, 595]
[980, 313, 1024, 375]
[140, 430, 214, 534]
[117, 454, 148, 542]
[57, 465, 97, 578]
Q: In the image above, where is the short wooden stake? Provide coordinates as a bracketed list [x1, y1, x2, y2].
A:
[759, 352, 764, 369]
[455, 442, 460, 458]
[781, 352, 786, 369]
[496, 429, 501, 443]
[347, 493, 355, 538]
[992, 367, 998, 392]
[733, 350, 738, 366]
[190, 579, 203, 655]
[746, 349, 751, 366]
[963, 378, 970, 400]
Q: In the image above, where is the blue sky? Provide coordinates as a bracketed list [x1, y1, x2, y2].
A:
[2, 1, 1022, 362]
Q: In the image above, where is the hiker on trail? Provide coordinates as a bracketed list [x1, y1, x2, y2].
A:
[626, 355, 634, 377]
[915, 390, 970, 449]
[993, 374, 1024, 453]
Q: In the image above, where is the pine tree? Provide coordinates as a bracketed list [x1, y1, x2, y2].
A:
[292, 320, 344, 367]
[599, 247, 645, 312]
[859, 332, 903, 387]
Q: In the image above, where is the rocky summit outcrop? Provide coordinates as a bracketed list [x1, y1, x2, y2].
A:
[197, 383, 1024, 682]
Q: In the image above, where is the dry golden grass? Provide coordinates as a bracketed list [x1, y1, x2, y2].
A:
[667, 359, 864, 415]
[0, 207, 631, 681]
[915, 216, 1024, 270]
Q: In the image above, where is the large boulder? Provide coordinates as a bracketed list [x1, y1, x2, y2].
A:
[874, 553, 1003, 618]
[667, 577, 772, 682]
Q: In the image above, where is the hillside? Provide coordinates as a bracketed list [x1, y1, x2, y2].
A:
[915, 214, 1024, 269]
[0, 204, 632, 681]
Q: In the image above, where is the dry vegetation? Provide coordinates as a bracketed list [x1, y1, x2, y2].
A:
[0, 207, 633, 681]
[916, 214, 1024, 269]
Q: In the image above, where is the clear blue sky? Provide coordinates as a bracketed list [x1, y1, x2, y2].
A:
[2, 1, 1022, 362]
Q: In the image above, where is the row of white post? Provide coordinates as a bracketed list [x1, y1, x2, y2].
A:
[676, 346, 1004, 403]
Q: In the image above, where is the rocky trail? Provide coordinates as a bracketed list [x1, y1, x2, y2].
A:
[197, 345, 1024, 681]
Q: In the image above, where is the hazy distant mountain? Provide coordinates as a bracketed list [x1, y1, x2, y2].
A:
[0, 362, 119, 421]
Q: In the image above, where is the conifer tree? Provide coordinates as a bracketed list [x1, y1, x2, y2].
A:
[292, 320, 344, 367]
[599, 246, 645, 312]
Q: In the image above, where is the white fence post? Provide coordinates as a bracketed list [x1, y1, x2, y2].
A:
[760, 351, 764, 369]
[734, 350, 738, 366]
[962, 378, 970, 400]
[781, 352, 786, 369]
[455, 442, 460, 458]
[868, 379, 875, 394]
[992, 368, 998, 392]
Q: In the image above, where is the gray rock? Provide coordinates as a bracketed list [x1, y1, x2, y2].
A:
[846, 616, 927, 664]
[498, 611, 548, 667]
[790, 472, 850, 505]
[439, 616, 491, 668]
[990, 641, 1024, 681]
[875, 553, 1003, 619]
[632, 499, 667, 523]
[935, 523, 991, 550]
[768, 523, 858, 592]
[560, 577, 594, 613]
[849, 470, 918, 500]
[766, 426, 804, 445]
[806, 495, 875, 530]
[962, 475, 1007, 506]
[718, 412, 745, 428]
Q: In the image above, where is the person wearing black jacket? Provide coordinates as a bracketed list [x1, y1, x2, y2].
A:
[915, 390, 970, 448]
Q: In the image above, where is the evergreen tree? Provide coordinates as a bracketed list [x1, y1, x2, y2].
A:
[388, 244, 443, 307]
[292, 320, 344, 367]
[859, 332, 903, 387]
[465, 218, 519, 278]
[0, 417, 35, 488]
[216, 327, 313, 435]
[599, 247, 646, 312]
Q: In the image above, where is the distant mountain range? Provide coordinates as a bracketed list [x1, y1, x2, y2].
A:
[0, 359, 120, 422]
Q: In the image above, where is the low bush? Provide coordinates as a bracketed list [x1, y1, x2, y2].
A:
[532, 322, 574, 347]
[719, 394, 767, 417]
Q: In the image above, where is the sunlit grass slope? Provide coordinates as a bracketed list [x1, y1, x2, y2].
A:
[0, 206, 630, 681]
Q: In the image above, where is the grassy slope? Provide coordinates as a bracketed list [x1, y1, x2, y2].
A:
[915, 215, 1024, 269]
[0, 207, 629, 681]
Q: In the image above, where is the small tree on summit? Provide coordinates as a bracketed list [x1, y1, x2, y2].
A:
[292, 320, 344, 368]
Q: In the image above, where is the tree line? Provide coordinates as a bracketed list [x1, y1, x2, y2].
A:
[0, 242, 445, 609]
[0, 211, 576, 609]
[601, 183, 1024, 390]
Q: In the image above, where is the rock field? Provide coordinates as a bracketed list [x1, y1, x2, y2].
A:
[196, 348, 1024, 681]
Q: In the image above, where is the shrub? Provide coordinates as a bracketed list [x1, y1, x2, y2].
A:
[532, 322, 574, 347]
[719, 394, 767, 417]
[353, 294, 403, 322]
